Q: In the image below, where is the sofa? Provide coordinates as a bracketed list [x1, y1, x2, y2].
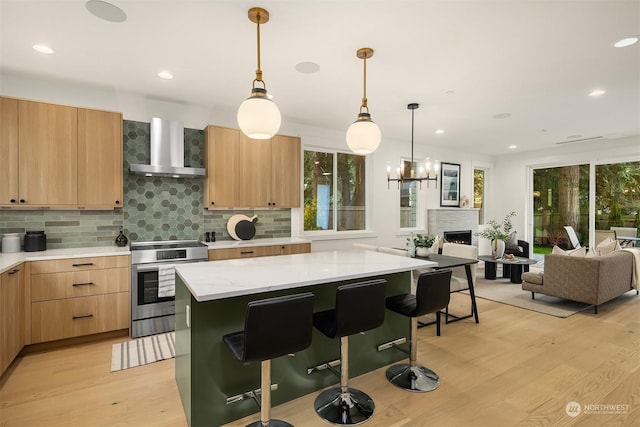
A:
[521, 250, 636, 313]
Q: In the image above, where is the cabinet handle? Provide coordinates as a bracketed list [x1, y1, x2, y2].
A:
[211, 201, 215, 205]
[72, 282, 94, 287]
[272, 202, 276, 206]
[240, 251, 254, 255]
[19, 199, 25, 203]
[72, 314, 94, 320]
[115, 200, 120, 205]
[10, 198, 16, 203]
[8, 268, 20, 275]
[72, 262, 95, 267]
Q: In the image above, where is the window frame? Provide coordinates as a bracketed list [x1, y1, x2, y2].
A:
[301, 146, 373, 239]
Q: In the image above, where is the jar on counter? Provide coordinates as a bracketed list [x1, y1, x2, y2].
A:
[1, 233, 21, 253]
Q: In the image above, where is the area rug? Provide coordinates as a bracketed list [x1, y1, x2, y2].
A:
[471, 277, 591, 318]
[110, 331, 175, 372]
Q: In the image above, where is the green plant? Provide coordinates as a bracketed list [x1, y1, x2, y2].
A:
[407, 233, 435, 248]
[476, 211, 516, 242]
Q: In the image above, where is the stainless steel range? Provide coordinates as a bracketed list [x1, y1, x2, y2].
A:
[130, 240, 208, 338]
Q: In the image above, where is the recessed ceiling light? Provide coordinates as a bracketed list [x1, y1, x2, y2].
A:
[492, 113, 512, 119]
[508, 145, 517, 149]
[157, 71, 174, 80]
[588, 89, 606, 97]
[444, 90, 455, 95]
[614, 37, 639, 48]
[32, 44, 54, 54]
[435, 129, 445, 135]
[86, 0, 127, 23]
[295, 62, 320, 74]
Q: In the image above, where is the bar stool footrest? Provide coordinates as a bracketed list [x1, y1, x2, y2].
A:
[314, 387, 375, 425]
[385, 363, 440, 392]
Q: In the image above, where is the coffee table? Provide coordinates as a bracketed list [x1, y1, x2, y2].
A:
[478, 255, 538, 284]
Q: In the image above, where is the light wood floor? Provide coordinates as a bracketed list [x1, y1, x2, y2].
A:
[1, 291, 638, 427]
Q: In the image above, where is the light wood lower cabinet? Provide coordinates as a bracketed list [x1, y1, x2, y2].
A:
[29, 255, 130, 344]
[208, 243, 311, 261]
[31, 293, 129, 343]
[1, 265, 25, 375]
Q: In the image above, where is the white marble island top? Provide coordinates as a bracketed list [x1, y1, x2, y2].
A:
[175, 249, 436, 302]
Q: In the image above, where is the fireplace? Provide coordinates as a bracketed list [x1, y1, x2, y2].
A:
[443, 230, 472, 245]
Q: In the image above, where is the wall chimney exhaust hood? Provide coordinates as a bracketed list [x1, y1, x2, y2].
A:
[129, 117, 206, 178]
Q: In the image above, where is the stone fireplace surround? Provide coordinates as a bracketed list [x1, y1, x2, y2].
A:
[427, 208, 480, 245]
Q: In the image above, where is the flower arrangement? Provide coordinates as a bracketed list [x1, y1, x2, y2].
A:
[476, 211, 516, 242]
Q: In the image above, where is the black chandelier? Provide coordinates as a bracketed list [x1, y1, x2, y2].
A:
[386, 103, 439, 189]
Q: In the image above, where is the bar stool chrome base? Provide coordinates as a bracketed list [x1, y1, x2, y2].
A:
[314, 387, 375, 425]
[246, 420, 292, 427]
[385, 363, 440, 392]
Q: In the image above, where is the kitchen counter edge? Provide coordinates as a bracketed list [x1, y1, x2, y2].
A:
[0, 246, 131, 274]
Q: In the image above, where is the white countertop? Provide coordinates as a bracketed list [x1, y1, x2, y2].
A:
[204, 237, 310, 250]
[0, 246, 131, 274]
[175, 249, 436, 302]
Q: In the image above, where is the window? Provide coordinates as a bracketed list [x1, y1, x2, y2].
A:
[303, 150, 367, 232]
[473, 168, 485, 224]
[533, 164, 590, 248]
[595, 161, 640, 231]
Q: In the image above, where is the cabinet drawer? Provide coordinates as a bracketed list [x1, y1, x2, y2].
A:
[208, 245, 280, 261]
[31, 292, 129, 343]
[281, 243, 311, 255]
[30, 255, 129, 274]
[31, 267, 129, 302]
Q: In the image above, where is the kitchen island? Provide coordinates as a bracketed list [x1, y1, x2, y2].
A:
[174, 249, 435, 426]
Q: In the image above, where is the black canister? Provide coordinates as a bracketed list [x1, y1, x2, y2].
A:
[24, 231, 46, 252]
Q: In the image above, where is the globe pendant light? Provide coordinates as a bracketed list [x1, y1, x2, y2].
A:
[346, 47, 381, 155]
[237, 7, 281, 139]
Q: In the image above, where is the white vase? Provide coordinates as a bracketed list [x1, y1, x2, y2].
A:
[416, 246, 429, 257]
[491, 239, 506, 259]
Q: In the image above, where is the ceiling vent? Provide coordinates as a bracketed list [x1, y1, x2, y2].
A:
[554, 136, 603, 145]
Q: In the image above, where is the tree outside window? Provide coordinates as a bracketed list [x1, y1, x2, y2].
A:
[303, 150, 366, 232]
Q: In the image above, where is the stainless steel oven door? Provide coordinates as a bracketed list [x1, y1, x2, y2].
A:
[131, 262, 180, 321]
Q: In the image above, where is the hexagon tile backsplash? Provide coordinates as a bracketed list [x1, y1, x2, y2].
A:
[0, 120, 292, 248]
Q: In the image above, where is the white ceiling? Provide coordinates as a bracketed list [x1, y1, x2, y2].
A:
[1, 0, 639, 156]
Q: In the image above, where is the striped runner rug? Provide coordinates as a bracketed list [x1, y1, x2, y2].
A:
[110, 331, 175, 372]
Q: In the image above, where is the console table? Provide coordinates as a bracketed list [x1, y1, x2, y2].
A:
[478, 255, 537, 284]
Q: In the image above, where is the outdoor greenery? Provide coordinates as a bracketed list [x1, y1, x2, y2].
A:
[533, 161, 640, 249]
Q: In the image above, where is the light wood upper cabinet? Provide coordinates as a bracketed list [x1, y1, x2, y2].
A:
[203, 126, 240, 208]
[18, 100, 78, 206]
[77, 109, 123, 207]
[0, 97, 19, 206]
[270, 134, 301, 208]
[204, 125, 301, 209]
[1, 265, 25, 375]
[237, 133, 273, 207]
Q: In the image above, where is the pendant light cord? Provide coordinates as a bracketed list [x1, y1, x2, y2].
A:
[411, 107, 415, 166]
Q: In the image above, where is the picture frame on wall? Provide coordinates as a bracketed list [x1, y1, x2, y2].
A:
[440, 162, 461, 207]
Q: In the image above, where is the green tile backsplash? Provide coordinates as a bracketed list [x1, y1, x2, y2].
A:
[0, 119, 292, 249]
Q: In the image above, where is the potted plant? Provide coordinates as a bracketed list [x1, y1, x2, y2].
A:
[409, 234, 436, 257]
[476, 211, 516, 258]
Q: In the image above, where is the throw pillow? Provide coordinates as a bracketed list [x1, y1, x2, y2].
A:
[505, 231, 519, 250]
[597, 239, 621, 256]
[551, 245, 586, 257]
[429, 236, 440, 254]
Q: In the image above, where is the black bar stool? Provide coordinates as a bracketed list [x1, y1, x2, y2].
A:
[312, 279, 386, 425]
[384, 269, 451, 392]
[223, 292, 315, 427]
